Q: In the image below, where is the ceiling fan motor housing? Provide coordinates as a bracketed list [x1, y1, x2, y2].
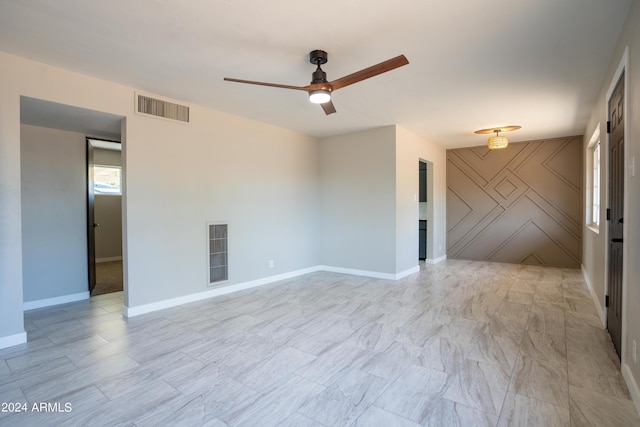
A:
[309, 50, 329, 84]
[311, 68, 327, 84]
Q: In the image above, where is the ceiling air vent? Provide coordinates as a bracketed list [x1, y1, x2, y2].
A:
[136, 93, 190, 123]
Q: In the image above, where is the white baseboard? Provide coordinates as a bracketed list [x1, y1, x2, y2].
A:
[622, 363, 640, 417]
[319, 265, 417, 281]
[124, 266, 322, 318]
[583, 266, 640, 417]
[96, 256, 122, 263]
[0, 331, 27, 349]
[123, 263, 422, 318]
[581, 264, 606, 328]
[24, 291, 90, 311]
[426, 255, 447, 265]
[395, 266, 421, 279]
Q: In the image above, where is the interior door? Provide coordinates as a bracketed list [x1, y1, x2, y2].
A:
[87, 139, 97, 294]
[607, 72, 624, 359]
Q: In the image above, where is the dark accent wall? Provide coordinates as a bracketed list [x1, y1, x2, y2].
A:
[447, 136, 583, 268]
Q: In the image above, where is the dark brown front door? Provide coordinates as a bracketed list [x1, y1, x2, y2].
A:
[607, 73, 624, 359]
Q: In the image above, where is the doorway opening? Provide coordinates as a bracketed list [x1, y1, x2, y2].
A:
[418, 160, 433, 261]
[19, 96, 126, 313]
[87, 138, 124, 297]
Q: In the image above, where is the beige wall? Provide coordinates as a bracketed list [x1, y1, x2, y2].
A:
[0, 69, 25, 344]
[20, 125, 88, 302]
[395, 126, 447, 268]
[582, 0, 640, 408]
[318, 126, 397, 274]
[447, 136, 583, 268]
[318, 126, 447, 277]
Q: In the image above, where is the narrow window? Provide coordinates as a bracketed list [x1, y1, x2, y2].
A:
[592, 143, 600, 227]
[586, 126, 600, 232]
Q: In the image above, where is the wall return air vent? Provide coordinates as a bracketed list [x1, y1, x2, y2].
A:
[136, 93, 190, 123]
[208, 223, 228, 285]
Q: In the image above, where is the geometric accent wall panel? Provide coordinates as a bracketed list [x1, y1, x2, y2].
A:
[447, 136, 583, 268]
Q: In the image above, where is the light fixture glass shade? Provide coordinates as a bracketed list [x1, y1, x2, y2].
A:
[309, 89, 331, 104]
[488, 135, 508, 149]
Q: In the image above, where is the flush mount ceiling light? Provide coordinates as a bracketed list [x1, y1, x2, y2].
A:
[474, 125, 521, 150]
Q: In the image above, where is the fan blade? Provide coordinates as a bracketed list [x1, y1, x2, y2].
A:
[329, 55, 409, 91]
[224, 77, 309, 91]
[320, 100, 337, 115]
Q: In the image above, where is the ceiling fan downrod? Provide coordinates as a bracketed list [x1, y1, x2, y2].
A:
[310, 50, 328, 85]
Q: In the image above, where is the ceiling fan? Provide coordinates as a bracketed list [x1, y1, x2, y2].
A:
[224, 50, 409, 115]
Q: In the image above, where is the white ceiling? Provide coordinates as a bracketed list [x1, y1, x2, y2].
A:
[0, 0, 632, 149]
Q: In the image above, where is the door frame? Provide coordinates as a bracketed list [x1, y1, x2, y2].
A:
[604, 47, 629, 364]
[86, 136, 124, 296]
[419, 158, 434, 262]
[87, 138, 96, 294]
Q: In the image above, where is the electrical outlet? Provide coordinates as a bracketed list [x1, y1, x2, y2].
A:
[633, 340, 638, 364]
[269, 259, 274, 268]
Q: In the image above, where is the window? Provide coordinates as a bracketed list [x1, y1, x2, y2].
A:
[94, 165, 122, 195]
[586, 126, 600, 232]
[592, 143, 600, 226]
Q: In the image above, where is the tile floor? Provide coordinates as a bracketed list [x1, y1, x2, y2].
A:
[1, 260, 639, 426]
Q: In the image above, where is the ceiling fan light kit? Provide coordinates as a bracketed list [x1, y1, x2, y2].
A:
[474, 125, 521, 150]
[309, 89, 331, 104]
[224, 49, 409, 115]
